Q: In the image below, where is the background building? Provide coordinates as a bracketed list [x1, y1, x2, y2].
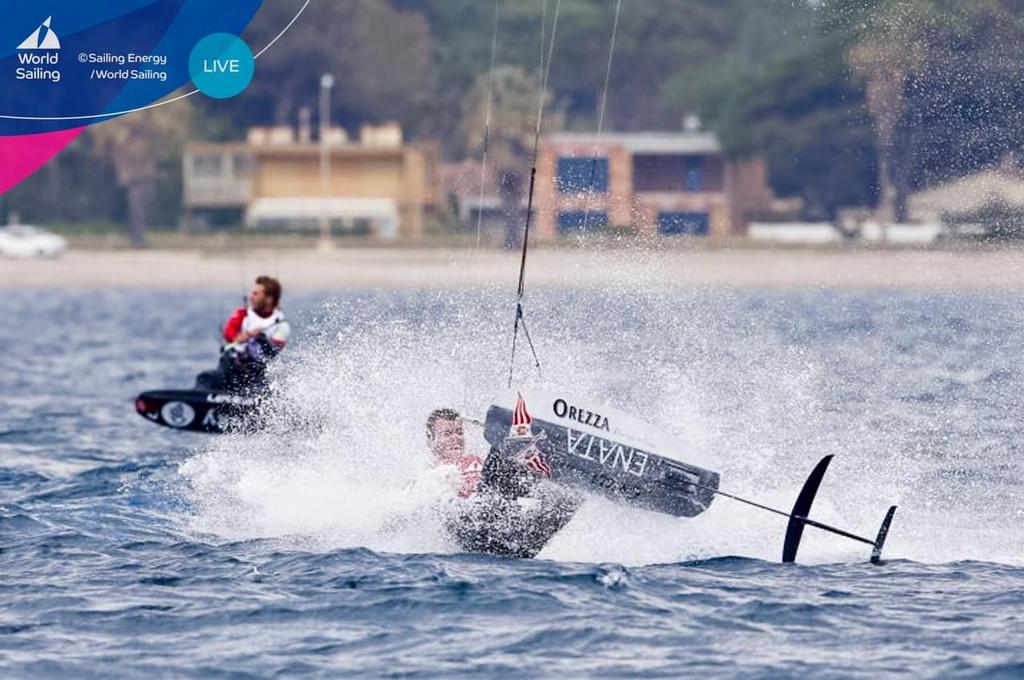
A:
[534, 131, 773, 241]
[183, 123, 439, 241]
[438, 159, 504, 242]
[907, 160, 1024, 225]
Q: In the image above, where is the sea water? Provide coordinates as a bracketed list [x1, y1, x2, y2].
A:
[3, 285, 1024, 678]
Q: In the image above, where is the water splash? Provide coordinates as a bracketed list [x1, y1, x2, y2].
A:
[179, 272, 1024, 566]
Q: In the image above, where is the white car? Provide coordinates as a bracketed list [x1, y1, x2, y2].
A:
[0, 224, 68, 258]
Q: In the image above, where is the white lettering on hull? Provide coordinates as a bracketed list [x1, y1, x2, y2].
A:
[564, 428, 650, 478]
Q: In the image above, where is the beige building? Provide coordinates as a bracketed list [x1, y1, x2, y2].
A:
[907, 163, 1024, 224]
[535, 131, 772, 240]
[183, 123, 439, 240]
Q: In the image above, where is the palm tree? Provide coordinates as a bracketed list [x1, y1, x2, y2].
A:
[461, 65, 563, 247]
[90, 100, 191, 246]
[849, 30, 924, 228]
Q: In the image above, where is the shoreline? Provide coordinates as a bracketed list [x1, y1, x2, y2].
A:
[4, 247, 1024, 290]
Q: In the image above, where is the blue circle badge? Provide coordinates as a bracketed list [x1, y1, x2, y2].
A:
[188, 33, 254, 99]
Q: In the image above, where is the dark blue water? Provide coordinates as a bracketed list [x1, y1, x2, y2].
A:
[4, 288, 1024, 678]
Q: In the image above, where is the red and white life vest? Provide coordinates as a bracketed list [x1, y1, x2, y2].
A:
[456, 455, 483, 497]
[224, 306, 291, 348]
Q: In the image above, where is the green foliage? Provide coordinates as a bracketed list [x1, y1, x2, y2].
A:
[460, 65, 558, 171]
[895, 2, 1024, 185]
[3, 134, 123, 225]
[232, 0, 437, 135]
[689, 30, 878, 217]
[15, 0, 1024, 232]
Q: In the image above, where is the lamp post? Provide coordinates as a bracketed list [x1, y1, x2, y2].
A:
[318, 72, 335, 251]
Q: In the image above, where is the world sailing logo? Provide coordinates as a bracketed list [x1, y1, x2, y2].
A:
[18, 16, 61, 50]
[15, 16, 61, 83]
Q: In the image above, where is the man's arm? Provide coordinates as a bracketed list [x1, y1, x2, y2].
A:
[223, 308, 247, 343]
[479, 447, 535, 499]
[265, 319, 290, 350]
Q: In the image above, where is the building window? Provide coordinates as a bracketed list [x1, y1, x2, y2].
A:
[556, 157, 608, 194]
[684, 157, 703, 192]
[634, 155, 722, 192]
[192, 154, 223, 178]
[558, 211, 608, 234]
[232, 153, 253, 177]
[659, 211, 709, 236]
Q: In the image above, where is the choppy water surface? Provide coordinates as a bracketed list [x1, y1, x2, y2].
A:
[3, 283, 1024, 678]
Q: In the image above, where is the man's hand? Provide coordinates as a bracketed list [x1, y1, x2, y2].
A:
[233, 329, 263, 343]
[500, 435, 553, 478]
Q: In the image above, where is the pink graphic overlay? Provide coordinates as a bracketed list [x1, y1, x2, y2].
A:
[0, 128, 85, 194]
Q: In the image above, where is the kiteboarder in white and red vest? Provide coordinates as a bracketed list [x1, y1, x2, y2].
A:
[222, 275, 290, 350]
[196, 275, 291, 394]
[426, 393, 580, 558]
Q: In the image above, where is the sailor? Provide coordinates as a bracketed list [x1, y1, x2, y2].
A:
[426, 406, 581, 559]
[196, 275, 291, 393]
[223, 275, 290, 349]
[426, 408, 483, 498]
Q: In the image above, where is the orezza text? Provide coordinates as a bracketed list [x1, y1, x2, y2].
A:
[552, 398, 610, 431]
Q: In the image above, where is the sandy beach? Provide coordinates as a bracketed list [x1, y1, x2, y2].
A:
[4, 246, 1024, 290]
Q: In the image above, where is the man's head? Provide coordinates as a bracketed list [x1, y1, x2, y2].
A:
[426, 408, 465, 463]
[250, 275, 282, 313]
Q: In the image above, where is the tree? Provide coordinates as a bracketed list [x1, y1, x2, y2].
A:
[461, 66, 560, 173]
[893, 1, 1024, 192]
[847, 2, 927, 223]
[90, 101, 192, 246]
[685, 0, 1024, 222]
[460, 65, 563, 247]
[839, 0, 1023, 221]
[691, 35, 878, 219]
[230, 0, 437, 139]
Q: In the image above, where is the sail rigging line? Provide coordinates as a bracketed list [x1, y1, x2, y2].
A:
[507, 0, 562, 388]
[519, 0, 561, 300]
[581, 0, 622, 231]
[474, 0, 503, 250]
[538, 0, 547, 90]
[507, 300, 542, 388]
[238, 234, 247, 298]
[533, 0, 561, 160]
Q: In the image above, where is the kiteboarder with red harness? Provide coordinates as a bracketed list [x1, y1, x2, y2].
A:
[425, 390, 898, 563]
[426, 396, 581, 558]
